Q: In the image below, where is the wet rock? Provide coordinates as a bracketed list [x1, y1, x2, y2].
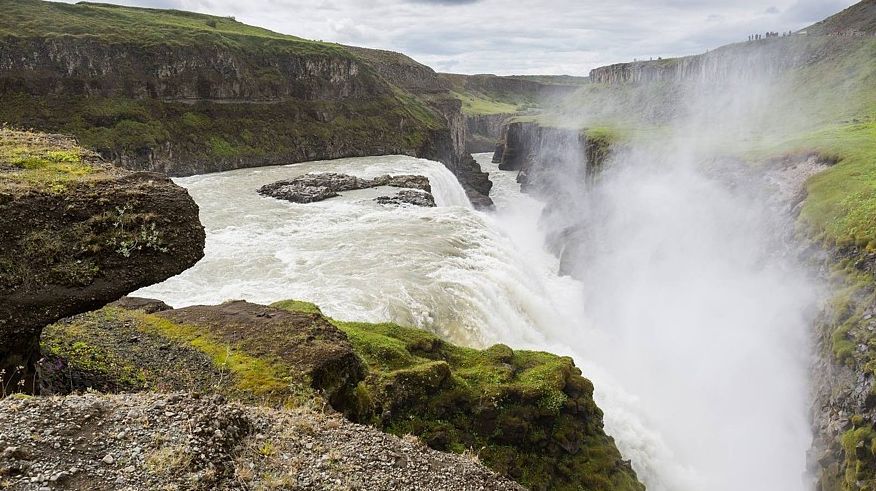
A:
[375, 189, 436, 207]
[258, 172, 431, 204]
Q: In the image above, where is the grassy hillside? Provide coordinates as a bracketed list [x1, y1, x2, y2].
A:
[0, 0, 478, 191]
[2, 0, 347, 56]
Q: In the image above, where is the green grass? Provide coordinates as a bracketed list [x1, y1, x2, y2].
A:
[0, 127, 100, 191]
[0, 0, 348, 57]
[451, 90, 521, 116]
[791, 121, 876, 247]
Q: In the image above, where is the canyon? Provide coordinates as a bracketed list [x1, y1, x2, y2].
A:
[1, 0, 876, 490]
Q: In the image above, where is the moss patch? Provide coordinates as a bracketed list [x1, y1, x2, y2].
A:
[43, 300, 642, 491]
[40, 307, 309, 405]
[275, 301, 643, 491]
[0, 127, 102, 192]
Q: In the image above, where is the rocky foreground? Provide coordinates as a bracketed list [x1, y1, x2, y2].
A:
[0, 392, 524, 490]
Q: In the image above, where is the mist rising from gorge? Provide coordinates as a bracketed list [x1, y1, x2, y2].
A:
[530, 41, 825, 490]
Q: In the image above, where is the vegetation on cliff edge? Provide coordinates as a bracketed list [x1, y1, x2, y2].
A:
[41, 300, 643, 491]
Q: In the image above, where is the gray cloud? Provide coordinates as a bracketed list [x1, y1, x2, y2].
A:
[54, 0, 859, 75]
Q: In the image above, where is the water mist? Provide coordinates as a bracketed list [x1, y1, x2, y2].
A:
[527, 43, 824, 491]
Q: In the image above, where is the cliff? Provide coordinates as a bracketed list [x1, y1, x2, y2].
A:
[440, 73, 581, 154]
[0, 128, 204, 392]
[588, 35, 867, 86]
[493, 121, 613, 276]
[37, 298, 645, 491]
[0, 0, 492, 206]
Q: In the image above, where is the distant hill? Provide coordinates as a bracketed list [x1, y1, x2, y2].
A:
[806, 0, 876, 35]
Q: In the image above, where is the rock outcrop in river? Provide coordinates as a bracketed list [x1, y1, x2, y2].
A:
[0, 128, 204, 391]
[258, 172, 434, 206]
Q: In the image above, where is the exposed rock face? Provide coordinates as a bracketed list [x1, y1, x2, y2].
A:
[589, 35, 862, 86]
[0, 392, 525, 490]
[158, 301, 365, 411]
[40, 300, 645, 490]
[492, 121, 612, 277]
[258, 172, 432, 204]
[0, 130, 204, 391]
[466, 113, 513, 153]
[808, 243, 876, 490]
[110, 297, 173, 314]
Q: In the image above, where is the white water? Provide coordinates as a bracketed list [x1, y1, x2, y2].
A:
[138, 152, 815, 490]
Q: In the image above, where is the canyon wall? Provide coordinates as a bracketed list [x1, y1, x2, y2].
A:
[465, 113, 512, 153]
[0, 1, 492, 206]
[589, 36, 858, 86]
[492, 121, 612, 275]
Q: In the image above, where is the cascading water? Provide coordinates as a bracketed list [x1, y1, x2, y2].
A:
[139, 146, 817, 490]
[137, 155, 565, 349]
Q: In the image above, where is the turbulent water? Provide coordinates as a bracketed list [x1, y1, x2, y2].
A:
[139, 152, 815, 490]
[137, 155, 568, 349]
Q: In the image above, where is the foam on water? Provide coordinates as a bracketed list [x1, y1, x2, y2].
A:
[139, 152, 804, 490]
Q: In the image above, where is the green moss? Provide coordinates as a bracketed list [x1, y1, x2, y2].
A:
[0, 128, 99, 191]
[41, 299, 642, 490]
[273, 300, 642, 491]
[41, 335, 145, 389]
[841, 425, 876, 488]
[127, 310, 294, 396]
[269, 300, 322, 315]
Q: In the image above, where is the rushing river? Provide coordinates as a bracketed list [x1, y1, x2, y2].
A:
[138, 152, 814, 491]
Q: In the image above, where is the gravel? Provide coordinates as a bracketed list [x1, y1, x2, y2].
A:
[0, 393, 525, 490]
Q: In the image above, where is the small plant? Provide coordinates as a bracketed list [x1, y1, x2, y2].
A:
[0, 366, 27, 398]
[107, 204, 169, 257]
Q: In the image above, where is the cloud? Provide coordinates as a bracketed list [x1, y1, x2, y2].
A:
[52, 0, 859, 75]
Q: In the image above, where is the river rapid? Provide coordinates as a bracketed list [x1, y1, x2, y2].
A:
[138, 152, 814, 491]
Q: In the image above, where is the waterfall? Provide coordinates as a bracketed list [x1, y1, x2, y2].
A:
[137, 148, 817, 491]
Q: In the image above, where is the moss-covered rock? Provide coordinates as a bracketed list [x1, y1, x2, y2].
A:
[40, 299, 643, 490]
[0, 128, 204, 392]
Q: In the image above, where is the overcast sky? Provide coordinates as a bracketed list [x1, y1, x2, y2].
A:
[58, 0, 858, 75]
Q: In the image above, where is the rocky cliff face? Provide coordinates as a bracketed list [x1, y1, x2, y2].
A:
[0, 1, 493, 207]
[465, 113, 512, 153]
[38, 298, 644, 491]
[589, 35, 858, 86]
[493, 121, 611, 276]
[809, 244, 876, 490]
[0, 129, 204, 391]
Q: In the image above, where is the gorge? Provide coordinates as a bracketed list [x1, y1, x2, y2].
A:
[1, 0, 876, 490]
